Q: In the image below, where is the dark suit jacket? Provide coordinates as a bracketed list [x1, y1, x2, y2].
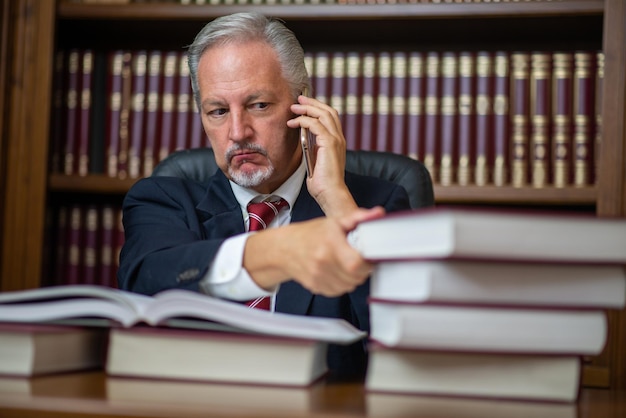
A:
[118, 168, 410, 379]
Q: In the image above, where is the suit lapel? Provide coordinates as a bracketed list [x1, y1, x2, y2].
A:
[196, 172, 245, 238]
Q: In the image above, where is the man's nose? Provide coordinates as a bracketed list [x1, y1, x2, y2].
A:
[228, 110, 252, 142]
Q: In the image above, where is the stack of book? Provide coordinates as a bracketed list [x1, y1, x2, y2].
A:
[347, 208, 626, 402]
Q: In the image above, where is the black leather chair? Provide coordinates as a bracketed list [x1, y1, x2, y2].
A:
[152, 148, 435, 209]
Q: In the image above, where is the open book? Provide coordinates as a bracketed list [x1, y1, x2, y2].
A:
[0, 285, 366, 345]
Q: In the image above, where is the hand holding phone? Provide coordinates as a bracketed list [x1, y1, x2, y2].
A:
[300, 88, 316, 178]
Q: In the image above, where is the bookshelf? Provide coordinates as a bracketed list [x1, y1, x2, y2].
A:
[1, 0, 625, 389]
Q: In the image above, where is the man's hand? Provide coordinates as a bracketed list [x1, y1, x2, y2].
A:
[243, 206, 385, 297]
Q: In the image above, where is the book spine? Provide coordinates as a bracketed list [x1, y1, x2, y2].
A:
[344, 51, 361, 150]
[142, 50, 162, 177]
[510, 52, 530, 187]
[66, 204, 83, 285]
[158, 51, 179, 163]
[99, 204, 115, 287]
[50, 50, 67, 174]
[391, 51, 408, 156]
[375, 51, 392, 152]
[423, 51, 440, 183]
[594, 51, 604, 185]
[552, 52, 574, 188]
[406, 51, 424, 161]
[474, 51, 493, 187]
[64, 49, 81, 176]
[456, 52, 474, 187]
[330, 51, 346, 136]
[82, 205, 99, 285]
[530, 52, 552, 188]
[105, 50, 125, 178]
[439, 52, 458, 186]
[128, 50, 147, 179]
[492, 51, 510, 187]
[117, 51, 133, 180]
[54, 205, 69, 286]
[572, 51, 596, 188]
[314, 51, 330, 105]
[360, 52, 377, 151]
[189, 94, 204, 150]
[175, 52, 192, 153]
[77, 50, 94, 177]
[88, 51, 107, 175]
[113, 206, 125, 289]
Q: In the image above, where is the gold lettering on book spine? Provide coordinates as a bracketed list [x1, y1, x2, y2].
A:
[552, 53, 572, 188]
[457, 53, 473, 186]
[531, 53, 550, 188]
[474, 52, 492, 187]
[573, 52, 592, 187]
[439, 54, 456, 186]
[331, 54, 345, 116]
[493, 53, 509, 187]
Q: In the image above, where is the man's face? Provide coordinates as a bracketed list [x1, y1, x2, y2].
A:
[196, 40, 301, 194]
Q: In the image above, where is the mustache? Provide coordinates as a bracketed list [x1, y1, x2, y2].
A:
[225, 143, 268, 162]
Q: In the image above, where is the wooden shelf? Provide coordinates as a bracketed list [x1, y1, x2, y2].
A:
[57, 1, 604, 20]
[48, 174, 139, 194]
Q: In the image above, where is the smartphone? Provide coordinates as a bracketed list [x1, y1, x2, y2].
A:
[300, 87, 316, 178]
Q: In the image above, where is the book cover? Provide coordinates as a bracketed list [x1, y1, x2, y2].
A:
[142, 50, 163, 177]
[116, 51, 133, 180]
[88, 50, 107, 175]
[174, 51, 192, 153]
[313, 51, 330, 105]
[530, 52, 552, 188]
[594, 51, 604, 183]
[406, 51, 424, 161]
[456, 52, 474, 187]
[359, 52, 376, 151]
[81, 205, 99, 286]
[49, 50, 67, 174]
[375, 51, 391, 153]
[439, 52, 458, 186]
[366, 347, 581, 402]
[552, 52, 574, 188]
[492, 51, 510, 186]
[63, 49, 81, 176]
[77, 50, 94, 177]
[65, 204, 84, 286]
[573, 51, 596, 187]
[423, 51, 440, 183]
[105, 50, 125, 178]
[157, 51, 179, 164]
[99, 204, 116, 288]
[474, 51, 493, 186]
[390, 51, 408, 156]
[348, 207, 626, 263]
[343, 51, 361, 151]
[330, 51, 346, 133]
[510, 52, 530, 187]
[127, 50, 148, 179]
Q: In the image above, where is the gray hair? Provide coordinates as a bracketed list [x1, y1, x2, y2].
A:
[187, 12, 311, 111]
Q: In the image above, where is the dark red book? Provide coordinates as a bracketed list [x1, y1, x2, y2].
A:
[359, 52, 377, 151]
[113, 206, 125, 289]
[552, 52, 574, 188]
[82, 205, 99, 285]
[406, 51, 425, 161]
[438, 52, 458, 186]
[105, 50, 126, 178]
[456, 52, 474, 186]
[188, 98, 204, 150]
[65, 204, 83, 285]
[49, 50, 67, 174]
[99, 204, 116, 288]
[313, 51, 331, 105]
[63, 49, 81, 176]
[157, 51, 179, 165]
[330, 51, 346, 132]
[375, 51, 392, 152]
[174, 51, 192, 153]
[53, 205, 69, 287]
[142, 50, 163, 177]
[474, 51, 494, 187]
[530, 52, 552, 188]
[77, 50, 94, 177]
[572, 51, 596, 187]
[117, 51, 133, 180]
[593, 51, 604, 183]
[423, 51, 441, 183]
[127, 50, 148, 179]
[510, 52, 531, 187]
[343, 51, 361, 151]
[492, 51, 510, 187]
[390, 51, 408, 156]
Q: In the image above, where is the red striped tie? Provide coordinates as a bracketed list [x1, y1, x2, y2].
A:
[245, 198, 289, 310]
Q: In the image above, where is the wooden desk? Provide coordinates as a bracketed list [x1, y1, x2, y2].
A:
[0, 371, 624, 418]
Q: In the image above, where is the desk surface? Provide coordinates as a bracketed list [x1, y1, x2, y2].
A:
[0, 371, 624, 418]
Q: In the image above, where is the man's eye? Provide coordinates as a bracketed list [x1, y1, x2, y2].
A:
[208, 108, 228, 117]
[251, 102, 269, 110]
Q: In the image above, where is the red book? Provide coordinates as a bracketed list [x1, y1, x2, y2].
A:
[313, 51, 330, 105]
[438, 52, 458, 186]
[188, 97, 204, 150]
[113, 206, 125, 289]
[174, 51, 192, 153]
[456, 52, 474, 186]
[63, 49, 81, 175]
[77, 50, 94, 177]
[510, 52, 531, 187]
[117, 51, 133, 180]
[128, 50, 148, 179]
[157, 51, 179, 164]
[594, 51, 604, 183]
[390, 51, 408, 156]
[99, 204, 116, 288]
[330, 51, 346, 132]
[343, 51, 361, 151]
[552, 52, 574, 188]
[572, 51, 596, 188]
[492, 51, 510, 187]
[406, 51, 425, 161]
[142, 50, 163, 177]
[530, 52, 552, 188]
[375, 51, 392, 152]
[423, 51, 441, 183]
[359, 52, 377, 151]
[105, 50, 126, 178]
[65, 204, 83, 285]
[82, 205, 99, 285]
[50, 50, 67, 174]
[474, 51, 494, 187]
[53, 205, 69, 287]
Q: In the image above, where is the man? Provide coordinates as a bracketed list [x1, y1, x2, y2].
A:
[118, 12, 410, 378]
